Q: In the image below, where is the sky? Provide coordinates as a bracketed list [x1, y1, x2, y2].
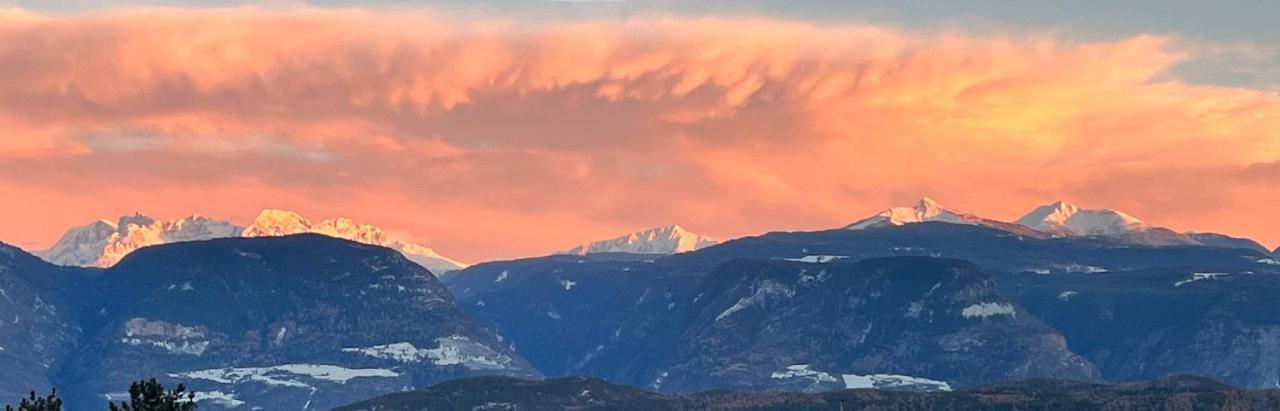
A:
[0, 1, 1277, 261]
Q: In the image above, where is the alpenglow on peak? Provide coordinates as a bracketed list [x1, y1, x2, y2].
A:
[557, 224, 718, 255]
[34, 214, 242, 267]
[846, 197, 979, 230]
[1015, 201, 1148, 237]
[34, 209, 468, 275]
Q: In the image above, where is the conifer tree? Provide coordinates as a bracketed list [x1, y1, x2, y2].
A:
[3, 389, 62, 411]
[106, 379, 197, 411]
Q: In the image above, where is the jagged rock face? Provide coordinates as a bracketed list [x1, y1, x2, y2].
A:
[30, 235, 535, 410]
[31, 219, 118, 267]
[0, 243, 81, 403]
[651, 257, 1097, 392]
[34, 215, 243, 267]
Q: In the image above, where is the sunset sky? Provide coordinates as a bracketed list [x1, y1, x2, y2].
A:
[0, 1, 1277, 261]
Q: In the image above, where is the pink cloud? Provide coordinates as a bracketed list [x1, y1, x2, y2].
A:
[0, 7, 1277, 261]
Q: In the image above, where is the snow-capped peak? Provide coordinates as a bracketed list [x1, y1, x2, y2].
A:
[846, 197, 973, 230]
[241, 209, 310, 237]
[557, 224, 718, 255]
[35, 213, 243, 267]
[241, 210, 466, 274]
[243, 210, 391, 246]
[35, 209, 467, 275]
[1015, 201, 1147, 237]
[915, 197, 942, 214]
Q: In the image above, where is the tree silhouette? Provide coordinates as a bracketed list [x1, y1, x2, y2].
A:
[3, 389, 62, 411]
[106, 379, 197, 411]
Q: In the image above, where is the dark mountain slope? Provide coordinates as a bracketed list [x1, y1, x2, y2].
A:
[994, 265, 1280, 388]
[650, 257, 1097, 392]
[1187, 232, 1273, 255]
[11, 234, 538, 410]
[449, 255, 1096, 392]
[0, 242, 82, 402]
[446, 253, 703, 379]
[675, 223, 1275, 275]
[447, 223, 1280, 390]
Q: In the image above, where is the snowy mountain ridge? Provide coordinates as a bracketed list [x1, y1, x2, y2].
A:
[34, 210, 467, 275]
[242, 209, 467, 274]
[557, 224, 718, 255]
[845, 197, 981, 230]
[35, 214, 242, 267]
[844, 197, 1043, 237]
[1015, 201, 1148, 237]
[844, 198, 1254, 248]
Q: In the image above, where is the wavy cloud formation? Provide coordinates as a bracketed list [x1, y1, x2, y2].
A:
[0, 7, 1277, 259]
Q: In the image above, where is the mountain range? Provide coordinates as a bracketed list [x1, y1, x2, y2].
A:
[847, 197, 1264, 248]
[445, 221, 1280, 392]
[29, 198, 1276, 275]
[5, 197, 1280, 409]
[33, 209, 468, 275]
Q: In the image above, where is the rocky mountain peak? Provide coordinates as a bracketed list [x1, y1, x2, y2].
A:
[558, 224, 718, 255]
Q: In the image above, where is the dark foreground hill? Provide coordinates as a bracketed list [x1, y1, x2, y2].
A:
[335, 374, 1280, 411]
[0, 235, 539, 410]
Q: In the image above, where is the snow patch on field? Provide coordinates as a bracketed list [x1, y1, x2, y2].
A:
[842, 373, 952, 391]
[960, 302, 1016, 319]
[770, 364, 838, 383]
[170, 364, 399, 389]
[190, 391, 244, 408]
[782, 255, 848, 263]
[771, 364, 951, 392]
[1058, 264, 1108, 273]
[342, 335, 513, 370]
[121, 338, 210, 356]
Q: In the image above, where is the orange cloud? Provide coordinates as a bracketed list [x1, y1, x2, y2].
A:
[0, 7, 1277, 261]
